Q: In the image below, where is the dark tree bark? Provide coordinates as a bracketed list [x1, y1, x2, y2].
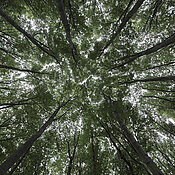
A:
[103, 94, 164, 175]
[143, 95, 175, 103]
[97, 116, 152, 174]
[147, 103, 175, 111]
[0, 9, 59, 63]
[142, 87, 175, 93]
[54, 0, 77, 63]
[67, 134, 79, 175]
[98, 118, 135, 175]
[0, 64, 48, 74]
[145, 61, 175, 71]
[91, 129, 97, 175]
[120, 75, 175, 84]
[0, 98, 71, 175]
[100, 0, 145, 56]
[0, 98, 38, 110]
[115, 33, 175, 68]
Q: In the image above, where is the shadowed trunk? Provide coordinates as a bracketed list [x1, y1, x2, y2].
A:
[103, 94, 164, 175]
[0, 98, 71, 175]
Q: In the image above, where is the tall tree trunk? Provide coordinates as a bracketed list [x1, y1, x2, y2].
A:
[121, 75, 175, 84]
[54, 0, 77, 63]
[0, 9, 58, 62]
[104, 95, 164, 175]
[98, 119, 135, 175]
[0, 99, 70, 175]
[116, 33, 175, 68]
[101, 0, 145, 55]
[67, 134, 79, 175]
[91, 130, 97, 175]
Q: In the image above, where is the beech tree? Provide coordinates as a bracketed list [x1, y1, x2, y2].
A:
[0, 0, 174, 175]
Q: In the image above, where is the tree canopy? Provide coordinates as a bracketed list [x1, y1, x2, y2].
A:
[0, 0, 175, 174]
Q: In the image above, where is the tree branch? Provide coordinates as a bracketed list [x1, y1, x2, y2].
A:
[115, 33, 175, 68]
[0, 9, 59, 63]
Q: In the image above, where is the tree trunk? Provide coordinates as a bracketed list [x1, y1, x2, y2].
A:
[0, 9, 58, 62]
[0, 99, 70, 175]
[101, 0, 145, 54]
[121, 75, 175, 84]
[107, 98, 164, 175]
[115, 33, 175, 68]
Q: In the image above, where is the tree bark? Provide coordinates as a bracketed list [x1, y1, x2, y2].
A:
[0, 9, 59, 63]
[104, 95, 164, 175]
[142, 87, 175, 93]
[143, 95, 175, 103]
[145, 61, 175, 71]
[67, 134, 79, 175]
[54, 0, 77, 63]
[101, 0, 145, 55]
[0, 98, 71, 175]
[91, 130, 97, 175]
[120, 75, 175, 84]
[0, 64, 48, 74]
[98, 118, 135, 175]
[116, 33, 175, 68]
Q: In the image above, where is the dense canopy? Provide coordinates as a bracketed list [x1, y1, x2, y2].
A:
[0, 0, 175, 174]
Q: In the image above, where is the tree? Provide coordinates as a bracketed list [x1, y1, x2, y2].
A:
[0, 0, 174, 174]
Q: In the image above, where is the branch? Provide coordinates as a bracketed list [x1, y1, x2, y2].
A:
[142, 87, 175, 93]
[145, 61, 175, 71]
[143, 95, 175, 103]
[0, 9, 59, 63]
[105, 96, 164, 175]
[0, 98, 71, 175]
[120, 75, 175, 85]
[99, 0, 145, 57]
[0, 64, 48, 75]
[115, 33, 175, 68]
[54, 0, 77, 63]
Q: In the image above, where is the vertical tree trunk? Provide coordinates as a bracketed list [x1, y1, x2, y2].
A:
[67, 134, 79, 175]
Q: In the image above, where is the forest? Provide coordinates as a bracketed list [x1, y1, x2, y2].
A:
[0, 0, 175, 174]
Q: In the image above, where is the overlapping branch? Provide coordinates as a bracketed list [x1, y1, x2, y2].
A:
[0, 9, 59, 63]
[54, 0, 77, 63]
[114, 33, 175, 68]
[99, 0, 145, 57]
[120, 75, 175, 85]
[0, 97, 71, 175]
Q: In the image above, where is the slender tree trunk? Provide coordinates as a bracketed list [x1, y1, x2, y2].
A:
[142, 88, 175, 93]
[101, 0, 145, 55]
[145, 61, 175, 71]
[98, 119, 135, 175]
[0, 9, 58, 62]
[0, 99, 70, 175]
[0, 64, 48, 74]
[143, 95, 175, 103]
[104, 95, 164, 175]
[91, 130, 97, 175]
[115, 33, 175, 68]
[120, 75, 175, 84]
[67, 134, 79, 175]
[54, 0, 77, 63]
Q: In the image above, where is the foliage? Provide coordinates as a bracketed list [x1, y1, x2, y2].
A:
[0, 0, 175, 174]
